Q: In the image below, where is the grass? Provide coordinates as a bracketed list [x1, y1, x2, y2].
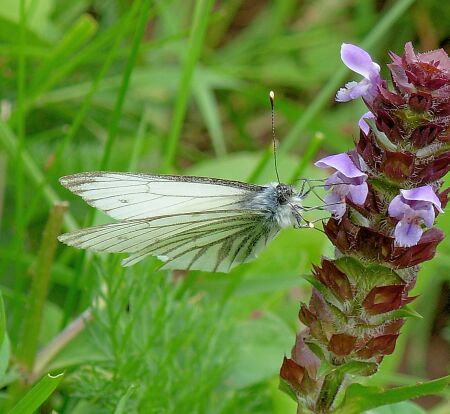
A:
[0, 0, 449, 413]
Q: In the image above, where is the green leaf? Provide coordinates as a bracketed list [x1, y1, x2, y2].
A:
[0, 0, 57, 41]
[391, 305, 423, 319]
[333, 360, 378, 377]
[193, 70, 227, 157]
[272, 376, 298, 414]
[334, 257, 403, 291]
[364, 118, 397, 151]
[226, 312, 294, 388]
[113, 385, 137, 414]
[0, 290, 5, 348]
[162, 0, 216, 171]
[0, 289, 9, 380]
[8, 372, 64, 414]
[332, 375, 450, 414]
[30, 14, 98, 97]
[365, 401, 427, 414]
[0, 334, 10, 380]
[303, 274, 343, 311]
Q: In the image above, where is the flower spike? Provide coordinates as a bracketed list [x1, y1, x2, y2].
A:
[282, 42, 450, 413]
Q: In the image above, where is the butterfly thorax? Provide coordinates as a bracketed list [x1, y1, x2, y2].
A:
[246, 183, 303, 228]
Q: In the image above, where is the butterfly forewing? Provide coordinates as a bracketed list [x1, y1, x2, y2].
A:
[60, 172, 263, 220]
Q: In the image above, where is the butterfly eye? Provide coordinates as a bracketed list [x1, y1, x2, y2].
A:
[276, 184, 292, 204]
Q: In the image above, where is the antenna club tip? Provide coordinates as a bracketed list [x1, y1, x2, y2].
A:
[269, 90, 275, 100]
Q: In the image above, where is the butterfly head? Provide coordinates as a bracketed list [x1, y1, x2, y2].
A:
[276, 183, 294, 205]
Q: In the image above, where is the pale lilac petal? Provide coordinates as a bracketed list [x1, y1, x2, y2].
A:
[400, 186, 443, 212]
[336, 86, 354, 102]
[315, 153, 367, 179]
[347, 182, 368, 205]
[325, 191, 346, 220]
[325, 177, 351, 201]
[336, 80, 372, 102]
[388, 195, 410, 220]
[414, 204, 436, 227]
[324, 171, 341, 187]
[358, 111, 375, 134]
[341, 43, 380, 79]
[337, 44, 382, 103]
[394, 221, 423, 247]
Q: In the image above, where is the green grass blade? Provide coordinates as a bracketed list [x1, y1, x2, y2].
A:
[20, 5, 139, 232]
[193, 74, 227, 157]
[162, 0, 216, 172]
[246, 144, 273, 183]
[0, 120, 78, 231]
[289, 131, 324, 183]
[99, 0, 153, 170]
[128, 108, 150, 171]
[29, 14, 97, 96]
[113, 385, 137, 414]
[0, 289, 5, 349]
[8, 372, 64, 414]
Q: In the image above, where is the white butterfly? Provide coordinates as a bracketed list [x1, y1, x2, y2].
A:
[58, 172, 312, 273]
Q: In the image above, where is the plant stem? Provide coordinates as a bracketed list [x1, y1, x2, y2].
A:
[32, 307, 93, 382]
[16, 202, 68, 371]
[11, 0, 27, 339]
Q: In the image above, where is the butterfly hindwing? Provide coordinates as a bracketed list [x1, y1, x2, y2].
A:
[58, 210, 280, 272]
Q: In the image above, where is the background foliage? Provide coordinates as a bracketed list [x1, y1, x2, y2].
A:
[0, 0, 449, 412]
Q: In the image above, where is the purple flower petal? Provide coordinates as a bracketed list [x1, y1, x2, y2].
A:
[325, 191, 346, 220]
[400, 186, 443, 213]
[388, 185, 443, 247]
[336, 80, 374, 102]
[394, 221, 423, 247]
[358, 111, 375, 134]
[347, 182, 368, 205]
[413, 204, 436, 228]
[388, 195, 409, 220]
[315, 153, 367, 179]
[336, 44, 381, 103]
[341, 43, 380, 79]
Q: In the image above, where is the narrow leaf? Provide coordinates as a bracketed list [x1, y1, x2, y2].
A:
[0, 289, 5, 347]
[162, 0, 216, 171]
[332, 375, 450, 414]
[8, 372, 64, 414]
[114, 385, 137, 414]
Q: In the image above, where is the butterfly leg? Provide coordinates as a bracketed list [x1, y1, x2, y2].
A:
[302, 200, 344, 211]
[297, 179, 328, 203]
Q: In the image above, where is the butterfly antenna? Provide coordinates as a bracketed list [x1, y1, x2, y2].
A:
[269, 91, 281, 184]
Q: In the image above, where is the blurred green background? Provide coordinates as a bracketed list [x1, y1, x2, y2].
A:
[0, 0, 449, 412]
